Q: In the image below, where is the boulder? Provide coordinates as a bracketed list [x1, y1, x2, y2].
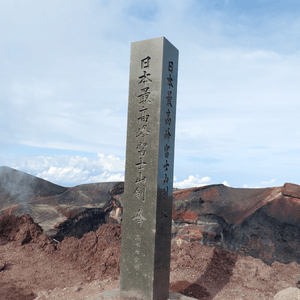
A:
[273, 287, 300, 300]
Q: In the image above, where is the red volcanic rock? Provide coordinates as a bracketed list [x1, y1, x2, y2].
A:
[4, 213, 300, 300]
[2, 166, 300, 267]
[282, 183, 300, 199]
[171, 183, 300, 266]
[0, 213, 55, 252]
[54, 182, 300, 266]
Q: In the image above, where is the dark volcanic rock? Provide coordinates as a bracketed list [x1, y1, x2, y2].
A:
[0, 166, 122, 237]
[2, 165, 300, 267]
[52, 184, 124, 241]
[171, 183, 300, 266]
[225, 204, 300, 266]
[44, 182, 117, 206]
[53, 198, 122, 241]
[54, 182, 300, 266]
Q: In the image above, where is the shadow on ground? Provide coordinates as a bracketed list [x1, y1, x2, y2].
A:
[0, 284, 36, 300]
[170, 248, 238, 299]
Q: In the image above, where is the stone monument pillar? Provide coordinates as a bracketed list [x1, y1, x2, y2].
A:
[119, 37, 179, 300]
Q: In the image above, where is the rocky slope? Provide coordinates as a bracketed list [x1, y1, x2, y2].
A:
[0, 166, 119, 237]
[1, 166, 300, 266]
[1, 213, 300, 300]
[171, 183, 300, 266]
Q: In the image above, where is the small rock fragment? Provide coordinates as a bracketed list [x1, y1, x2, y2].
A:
[273, 287, 300, 300]
[35, 290, 49, 299]
[0, 260, 6, 271]
[70, 285, 82, 292]
[296, 275, 300, 289]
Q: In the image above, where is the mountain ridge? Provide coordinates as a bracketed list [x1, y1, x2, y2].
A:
[1, 165, 300, 266]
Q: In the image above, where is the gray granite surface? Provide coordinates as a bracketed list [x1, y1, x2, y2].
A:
[95, 289, 197, 300]
[119, 36, 179, 300]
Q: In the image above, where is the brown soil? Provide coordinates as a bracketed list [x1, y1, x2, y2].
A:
[0, 214, 300, 300]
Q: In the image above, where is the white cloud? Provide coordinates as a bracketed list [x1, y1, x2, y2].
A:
[243, 184, 261, 189]
[12, 153, 125, 187]
[1, 0, 300, 189]
[37, 167, 90, 184]
[96, 153, 124, 172]
[87, 172, 124, 183]
[222, 181, 230, 186]
[261, 179, 276, 185]
[174, 175, 211, 189]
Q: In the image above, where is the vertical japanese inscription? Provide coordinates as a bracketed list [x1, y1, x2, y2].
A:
[132, 55, 152, 270]
[161, 60, 174, 221]
[120, 37, 179, 300]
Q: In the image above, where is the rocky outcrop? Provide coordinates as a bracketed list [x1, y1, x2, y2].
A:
[53, 198, 123, 241]
[0, 213, 55, 252]
[171, 183, 300, 266]
[0, 166, 122, 237]
[2, 166, 300, 266]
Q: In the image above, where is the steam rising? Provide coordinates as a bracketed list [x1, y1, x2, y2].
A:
[0, 166, 67, 214]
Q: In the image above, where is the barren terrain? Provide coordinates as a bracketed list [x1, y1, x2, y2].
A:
[1, 214, 300, 300]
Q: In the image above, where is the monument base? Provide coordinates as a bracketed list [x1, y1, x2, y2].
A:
[94, 289, 197, 300]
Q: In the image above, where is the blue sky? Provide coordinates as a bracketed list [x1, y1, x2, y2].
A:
[1, 0, 300, 188]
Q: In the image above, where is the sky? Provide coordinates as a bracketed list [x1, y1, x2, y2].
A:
[1, 0, 300, 189]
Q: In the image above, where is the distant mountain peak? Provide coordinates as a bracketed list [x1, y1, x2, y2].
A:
[0, 166, 68, 203]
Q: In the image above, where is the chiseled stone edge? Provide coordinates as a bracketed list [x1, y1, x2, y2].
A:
[95, 289, 197, 300]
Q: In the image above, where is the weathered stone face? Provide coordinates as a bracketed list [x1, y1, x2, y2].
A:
[119, 37, 179, 300]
